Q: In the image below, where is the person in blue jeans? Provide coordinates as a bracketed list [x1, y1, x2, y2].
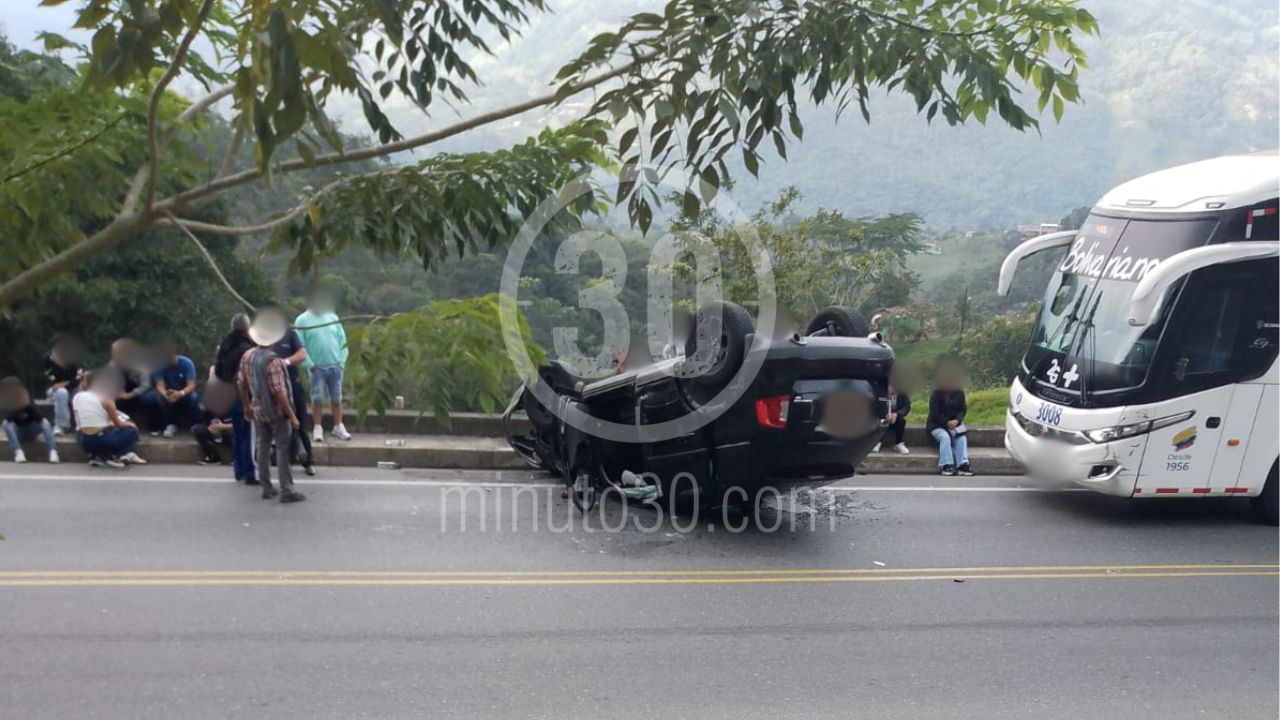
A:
[44, 336, 83, 434]
[926, 358, 973, 477]
[2, 377, 59, 463]
[152, 341, 201, 438]
[73, 369, 146, 468]
[213, 314, 257, 484]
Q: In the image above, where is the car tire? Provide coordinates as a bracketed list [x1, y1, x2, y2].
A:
[1250, 461, 1278, 526]
[679, 300, 753, 398]
[806, 306, 870, 338]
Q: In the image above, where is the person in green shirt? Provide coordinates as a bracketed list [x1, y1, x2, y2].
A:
[294, 289, 352, 442]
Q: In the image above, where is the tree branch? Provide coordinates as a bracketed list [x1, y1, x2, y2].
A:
[157, 203, 308, 236]
[122, 83, 232, 219]
[2, 113, 128, 184]
[143, 0, 216, 211]
[2, 54, 657, 308]
[0, 214, 150, 307]
[165, 212, 257, 312]
[158, 55, 652, 212]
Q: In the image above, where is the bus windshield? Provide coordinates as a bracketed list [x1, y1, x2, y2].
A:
[1023, 215, 1219, 397]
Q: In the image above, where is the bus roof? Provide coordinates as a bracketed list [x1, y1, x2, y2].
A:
[1096, 150, 1279, 214]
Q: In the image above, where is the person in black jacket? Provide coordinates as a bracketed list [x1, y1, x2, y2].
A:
[926, 358, 972, 477]
[2, 377, 59, 463]
[214, 314, 257, 483]
[874, 369, 912, 455]
[192, 377, 237, 466]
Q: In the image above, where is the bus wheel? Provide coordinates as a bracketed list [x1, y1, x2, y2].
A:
[1251, 462, 1278, 526]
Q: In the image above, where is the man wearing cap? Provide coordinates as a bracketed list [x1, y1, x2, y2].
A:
[237, 307, 306, 504]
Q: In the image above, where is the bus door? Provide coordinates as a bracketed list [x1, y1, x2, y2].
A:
[1137, 261, 1278, 494]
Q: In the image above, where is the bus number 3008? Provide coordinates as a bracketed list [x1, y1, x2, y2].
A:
[1035, 403, 1063, 426]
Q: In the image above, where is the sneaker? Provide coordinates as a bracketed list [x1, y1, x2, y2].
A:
[304, 463, 317, 476]
[104, 457, 126, 469]
[331, 424, 352, 441]
[88, 456, 107, 468]
[13, 449, 27, 463]
[119, 452, 147, 465]
[312, 425, 324, 443]
[279, 490, 307, 504]
[957, 463, 975, 477]
[48, 450, 60, 464]
[162, 424, 177, 438]
[894, 443, 910, 455]
[261, 486, 278, 500]
[197, 455, 219, 466]
[872, 443, 881, 453]
[940, 464, 957, 477]
[53, 426, 67, 437]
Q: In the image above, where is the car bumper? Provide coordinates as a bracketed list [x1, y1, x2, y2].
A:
[1005, 411, 1141, 497]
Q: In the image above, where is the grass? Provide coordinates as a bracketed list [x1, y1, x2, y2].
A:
[889, 334, 1008, 426]
[907, 387, 1009, 427]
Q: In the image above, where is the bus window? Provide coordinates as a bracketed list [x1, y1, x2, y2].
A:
[1161, 260, 1279, 391]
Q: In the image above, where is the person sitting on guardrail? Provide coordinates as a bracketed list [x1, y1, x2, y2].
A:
[926, 357, 973, 477]
[44, 334, 84, 435]
[152, 340, 202, 438]
[874, 369, 911, 455]
[2, 377, 59, 464]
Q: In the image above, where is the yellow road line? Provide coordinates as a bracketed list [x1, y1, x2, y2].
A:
[0, 569, 1274, 587]
[1, 564, 1275, 578]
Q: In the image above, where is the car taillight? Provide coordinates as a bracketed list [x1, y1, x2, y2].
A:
[755, 395, 790, 429]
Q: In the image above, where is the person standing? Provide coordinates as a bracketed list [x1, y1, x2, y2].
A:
[2, 377, 59, 463]
[152, 341, 201, 438]
[43, 335, 83, 435]
[214, 313, 257, 484]
[268, 308, 316, 476]
[295, 289, 351, 442]
[238, 311, 306, 504]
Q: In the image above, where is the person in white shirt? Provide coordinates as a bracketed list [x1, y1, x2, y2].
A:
[74, 369, 146, 468]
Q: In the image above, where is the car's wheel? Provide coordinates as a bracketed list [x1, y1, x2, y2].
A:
[1250, 461, 1278, 526]
[679, 300, 753, 398]
[806, 306, 870, 338]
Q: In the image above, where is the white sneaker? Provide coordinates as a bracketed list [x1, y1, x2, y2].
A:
[332, 424, 352, 441]
[872, 443, 881, 453]
[14, 449, 26, 463]
[48, 450, 60, 463]
[104, 457, 126, 469]
[162, 424, 177, 438]
[120, 452, 148, 465]
[53, 426, 66, 437]
[894, 443, 910, 455]
[312, 425, 324, 443]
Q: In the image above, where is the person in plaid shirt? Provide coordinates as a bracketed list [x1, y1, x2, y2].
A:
[238, 307, 306, 504]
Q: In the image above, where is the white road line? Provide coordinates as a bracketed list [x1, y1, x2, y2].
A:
[0, 472, 1076, 492]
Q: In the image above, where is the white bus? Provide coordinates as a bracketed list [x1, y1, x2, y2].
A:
[998, 152, 1279, 523]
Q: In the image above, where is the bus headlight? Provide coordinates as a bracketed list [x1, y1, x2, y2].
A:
[1083, 411, 1194, 444]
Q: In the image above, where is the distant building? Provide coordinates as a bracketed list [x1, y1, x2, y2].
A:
[1016, 222, 1061, 238]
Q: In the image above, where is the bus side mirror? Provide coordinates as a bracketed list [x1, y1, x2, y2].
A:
[997, 230, 1077, 297]
[1127, 242, 1279, 326]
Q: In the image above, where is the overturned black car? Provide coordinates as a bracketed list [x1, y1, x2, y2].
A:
[503, 302, 894, 512]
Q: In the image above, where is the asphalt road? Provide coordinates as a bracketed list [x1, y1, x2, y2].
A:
[0, 464, 1276, 720]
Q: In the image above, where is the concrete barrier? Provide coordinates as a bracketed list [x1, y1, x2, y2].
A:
[14, 432, 1021, 475]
